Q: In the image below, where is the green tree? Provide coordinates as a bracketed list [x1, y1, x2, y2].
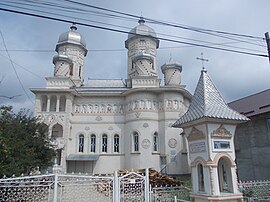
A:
[0, 106, 55, 177]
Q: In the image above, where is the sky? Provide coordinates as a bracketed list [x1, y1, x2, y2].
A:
[0, 0, 269, 112]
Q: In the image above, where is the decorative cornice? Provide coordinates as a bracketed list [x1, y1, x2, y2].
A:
[187, 127, 205, 142]
[211, 124, 232, 139]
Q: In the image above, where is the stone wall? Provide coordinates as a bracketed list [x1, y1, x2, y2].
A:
[234, 112, 270, 180]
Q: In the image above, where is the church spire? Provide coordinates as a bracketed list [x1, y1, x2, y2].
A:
[173, 69, 249, 128]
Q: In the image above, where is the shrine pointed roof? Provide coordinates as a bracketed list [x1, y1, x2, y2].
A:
[173, 68, 249, 128]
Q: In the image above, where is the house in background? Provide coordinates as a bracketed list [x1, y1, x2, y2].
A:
[228, 89, 270, 181]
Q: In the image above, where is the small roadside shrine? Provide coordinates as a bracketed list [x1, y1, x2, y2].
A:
[173, 67, 249, 202]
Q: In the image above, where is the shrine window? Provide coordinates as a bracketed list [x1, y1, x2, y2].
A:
[102, 134, 108, 153]
[197, 163, 205, 192]
[114, 134, 120, 153]
[78, 134, 84, 153]
[90, 134, 96, 153]
[218, 157, 233, 193]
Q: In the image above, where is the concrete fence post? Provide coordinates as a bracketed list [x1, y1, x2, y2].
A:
[114, 170, 119, 202]
[53, 173, 58, 202]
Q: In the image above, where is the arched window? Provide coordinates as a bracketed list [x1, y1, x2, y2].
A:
[218, 157, 233, 193]
[90, 134, 96, 152]
[133, 132, 139, 152]
[51, 123, 63, 138]
[50, 95, 57, 112]
[102, 134, 108, 153]
[114, 134, 120, 153]
[41, 95, 47, 112]
[198, 164, 205, 192]
[78, 134, 84, 153]
[153, 132, 158, 152]
[59, 95, 66, 112]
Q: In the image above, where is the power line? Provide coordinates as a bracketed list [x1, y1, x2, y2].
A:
[3, 0, 265, 45]
[59, 0, 264, 41]
[0, 52, 43, 79]
[1, 0, 266, 50]
[0, 7, 267, 58]
[0, 30, 34, 104]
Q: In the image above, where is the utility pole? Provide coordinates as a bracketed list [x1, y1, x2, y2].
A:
[265, 32, 270, 63]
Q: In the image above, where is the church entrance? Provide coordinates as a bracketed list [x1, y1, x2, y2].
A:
[67, 161, 94, 174]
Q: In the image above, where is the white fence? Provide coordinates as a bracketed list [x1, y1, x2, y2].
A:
[0, 169, 189, 202]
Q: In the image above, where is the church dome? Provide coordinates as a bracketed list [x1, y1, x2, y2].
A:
[128, 18, 157, 39]
[125, 18, 159, 48]
[56, 24, 87, 52]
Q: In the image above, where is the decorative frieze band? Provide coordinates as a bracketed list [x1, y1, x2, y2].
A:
[73, 99, 186, 114]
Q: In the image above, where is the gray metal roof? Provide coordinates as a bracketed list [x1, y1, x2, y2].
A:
[66, 154, 99, 161]
[128, 18, 157, 39]
[228, 89, 270, 117]
[86, 79, 127, 88]
[173, 68, 249, 127]
[56, 24, 87, 53]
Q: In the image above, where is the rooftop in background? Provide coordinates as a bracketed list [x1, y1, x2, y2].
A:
[228, 89, 270, 117]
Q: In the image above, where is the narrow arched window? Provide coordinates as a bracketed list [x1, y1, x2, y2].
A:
[59, 95, 66, 112]
[52, 123, 63, 138]
[114, 134, 120, 153]
[153, 132, 158, 152]
[41, 95, 47, 112]
[102, 134, 108, 152]
[198, 164, 205, 192]
[133, 132, 139, 152]
[90, 134, 96, 152]
[78, 134, 84, 153]
[50, 95, 57, 112]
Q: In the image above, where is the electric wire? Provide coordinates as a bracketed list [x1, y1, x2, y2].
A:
[3, 0, 265, 44]
[1, 0, 266, 50]
[0, 7, 267, 58]
[59, 0, 265, 41]
[0, 52, 43, 79]
[0, 30, 34, 104]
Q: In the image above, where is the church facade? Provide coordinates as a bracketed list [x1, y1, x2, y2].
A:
[31, 19, 192, 175]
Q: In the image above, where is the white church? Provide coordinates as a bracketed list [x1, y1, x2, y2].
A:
[31, 18, 193, 175]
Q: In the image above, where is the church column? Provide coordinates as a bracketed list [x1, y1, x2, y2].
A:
[56, 95, 60, 112]
[46, 96, 51, 112]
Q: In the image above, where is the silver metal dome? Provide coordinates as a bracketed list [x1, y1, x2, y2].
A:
[56, 24, 87, 52]
[128, 18, 157, 39]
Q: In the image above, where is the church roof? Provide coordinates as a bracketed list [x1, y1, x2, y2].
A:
[173, 68, 249, 128]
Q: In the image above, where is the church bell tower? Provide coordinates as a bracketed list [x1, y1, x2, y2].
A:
[125, 18, 160, 88]
[52, 24, 87, 87]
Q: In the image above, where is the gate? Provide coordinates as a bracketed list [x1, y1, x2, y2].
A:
[118, 171, 148, 201]
[0, 174, 55, 202]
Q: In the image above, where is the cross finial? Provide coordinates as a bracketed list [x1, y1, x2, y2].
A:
[196, 52, 208, 71]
